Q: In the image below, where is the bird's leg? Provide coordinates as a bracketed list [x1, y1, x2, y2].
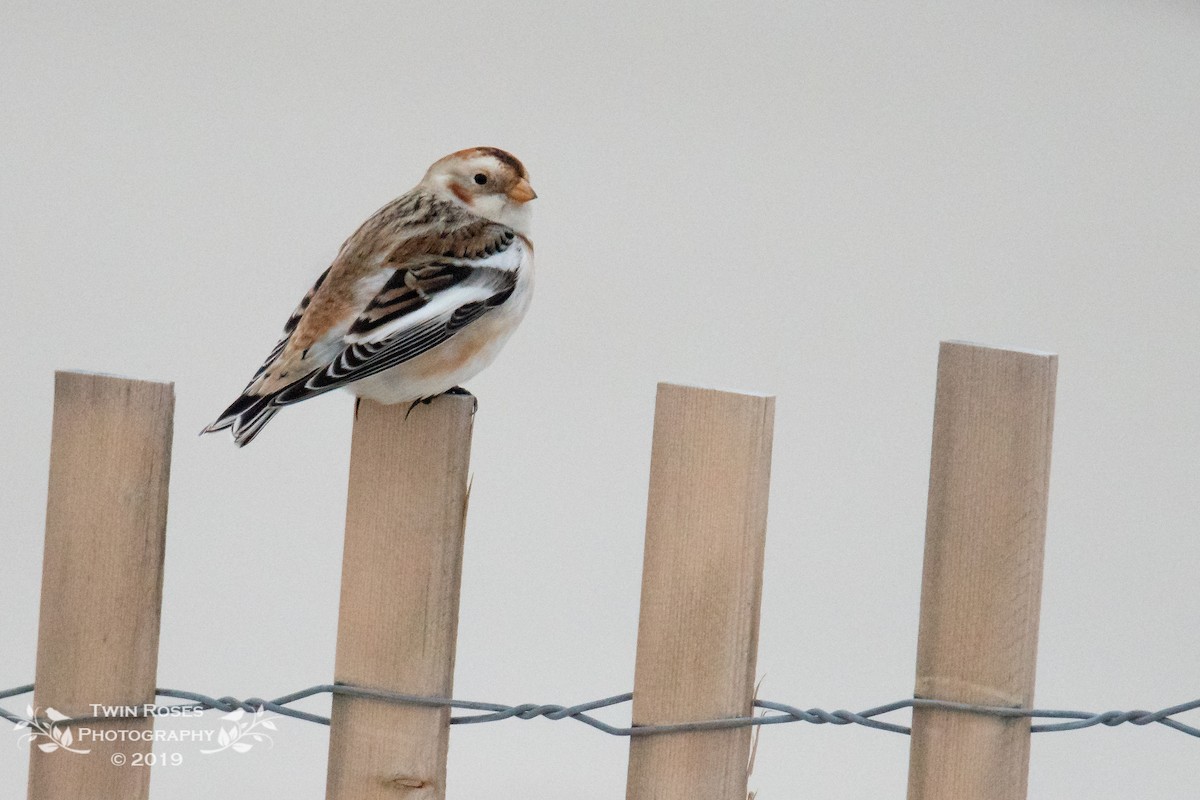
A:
[404, 396, 437, 420]
[404, 388, 476, 420]
[443, 386, 478, 414]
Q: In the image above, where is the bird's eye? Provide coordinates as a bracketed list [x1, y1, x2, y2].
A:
[473, 173, 488, 185]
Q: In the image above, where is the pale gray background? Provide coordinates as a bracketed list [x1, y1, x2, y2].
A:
[2, 1, 1198, 797]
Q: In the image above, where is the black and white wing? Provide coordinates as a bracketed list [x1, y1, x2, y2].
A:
[204, 245, 520, 446]
[274, 261, 517, 403]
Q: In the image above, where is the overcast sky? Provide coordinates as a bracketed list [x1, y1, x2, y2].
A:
[2, 1, 1198, 797]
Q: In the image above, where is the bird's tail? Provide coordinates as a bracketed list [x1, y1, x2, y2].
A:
[200, 393, 283, 447]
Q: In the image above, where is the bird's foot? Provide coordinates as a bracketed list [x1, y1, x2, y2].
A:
[404, 396, 435, 420]
[443, 386, 478, 414]
[404, 388, 476, 420]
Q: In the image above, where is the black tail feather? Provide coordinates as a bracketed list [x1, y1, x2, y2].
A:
[201, 393, 283, 447]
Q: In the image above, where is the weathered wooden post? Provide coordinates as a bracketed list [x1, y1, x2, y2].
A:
[28, 372, 174, 800]
[325, 396, 474, 800]
[907, 341, 1057, 800]
[626, 383, 775, 800]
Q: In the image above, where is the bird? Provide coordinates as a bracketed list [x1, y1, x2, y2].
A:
[202, 146, 537, 446]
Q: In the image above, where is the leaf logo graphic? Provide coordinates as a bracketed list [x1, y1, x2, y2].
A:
[14, 706, 91, 754]
[200, 706, 277, 755]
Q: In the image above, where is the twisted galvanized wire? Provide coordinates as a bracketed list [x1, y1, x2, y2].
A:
[2, 683, 1197, 738]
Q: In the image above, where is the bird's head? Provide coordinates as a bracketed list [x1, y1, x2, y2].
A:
[421, 147, 536, 233]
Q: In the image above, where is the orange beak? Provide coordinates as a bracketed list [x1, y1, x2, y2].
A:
[507, 178, 537, 203]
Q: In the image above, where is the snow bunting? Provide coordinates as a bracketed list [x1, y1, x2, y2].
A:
[203, 147, 537, 446]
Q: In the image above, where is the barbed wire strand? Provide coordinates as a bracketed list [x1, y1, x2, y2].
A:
[2, 684, 1197, 738]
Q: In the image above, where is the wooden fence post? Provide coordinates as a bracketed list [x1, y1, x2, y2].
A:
[626, 383, 775, 800]
[27, 371, 174, 800]
[325, 395, 474, 800]
[907, 341, 1058, 800]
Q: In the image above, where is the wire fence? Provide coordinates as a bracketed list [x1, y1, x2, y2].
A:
[3, 683, 1198, 738]
[12, 367, 1195, 797]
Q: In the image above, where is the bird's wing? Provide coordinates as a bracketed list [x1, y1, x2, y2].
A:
[273, 257, 518, 404]
[203, 225, 523, 444]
